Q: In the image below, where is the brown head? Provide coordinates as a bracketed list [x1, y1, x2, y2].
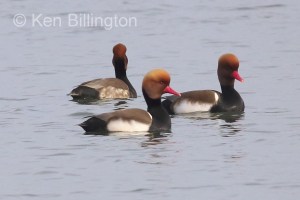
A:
[217, 53, 244, 86]
[142, 69, 180, 100]
[112, 43, 128, 72]
[113, 43, 127, 56]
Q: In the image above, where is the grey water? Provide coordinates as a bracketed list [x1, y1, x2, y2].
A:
[1, 0, 300, 199]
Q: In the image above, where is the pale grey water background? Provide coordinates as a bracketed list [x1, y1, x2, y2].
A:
[1, 0, 300, 199]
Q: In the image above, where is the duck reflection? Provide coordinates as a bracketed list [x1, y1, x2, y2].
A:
[84, 130, 170, 149]
[213, 112, 244, 137]
[83, 130, 171, 144]
[177, 111, 245, 136]
[71, 98, 131, 107]
[141, 132, 171, 147]
[178, 111, 243, 122]
[113, 100, 129, 110]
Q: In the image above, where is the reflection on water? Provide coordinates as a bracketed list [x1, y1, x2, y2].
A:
[219, 122, 243, 137]
[175, 111, 245, 136]
[214, 112, 244, 123]
[70, 98, 131, 110]
[232, 3, 285, 11]
[141, 132, 171, 147]
[1, 0, 300, 199]
[177, 111, 244, 123]
[213, 112, 244, 137]
[114, 100, 128, 107]
[84, 129, 172, 148]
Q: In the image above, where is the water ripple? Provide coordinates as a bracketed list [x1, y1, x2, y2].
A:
[233, 4, 286, 11]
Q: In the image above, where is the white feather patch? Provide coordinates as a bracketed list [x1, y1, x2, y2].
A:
[173, 100, 214, 114]
[214, 92, 219, 103]
[173, 91, 220, 114]
[107, 118, 151, 132]
[99, 86, 129, 99]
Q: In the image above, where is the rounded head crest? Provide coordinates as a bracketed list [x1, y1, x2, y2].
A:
[113, 43, 127, 57]
[218, 53, 239, 70]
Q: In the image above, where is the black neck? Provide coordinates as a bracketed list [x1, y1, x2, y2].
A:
[113, 58, 127, 79]
[220, 85, 244, 111]
[119, 76, 137, 97]
[221, 85, 240, 99]
[143, 89, 161, 108]
[142, 89, 171, 132]
[113, 58, 136, 97]
[221, 85, 235, 93]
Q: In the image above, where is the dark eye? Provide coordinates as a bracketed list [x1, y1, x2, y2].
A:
[160, 81, 164, 85]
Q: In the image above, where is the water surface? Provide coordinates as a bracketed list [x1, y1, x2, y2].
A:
[1, 0, 300, 199]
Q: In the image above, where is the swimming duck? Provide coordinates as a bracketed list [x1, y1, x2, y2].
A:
[70, 43, 137, 100]
[80, 69, 180, 133]
[162, 53, 244, 114]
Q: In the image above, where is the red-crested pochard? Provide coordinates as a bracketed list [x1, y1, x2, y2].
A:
[70, 43, 137, 100]
[80, 69, 181, 133]
[162, 54, 245, 114]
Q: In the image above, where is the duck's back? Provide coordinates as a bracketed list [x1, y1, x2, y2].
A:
[163, 90, 221, 114]
[70, 78, 130, 99]
[80, 108, 152, 133]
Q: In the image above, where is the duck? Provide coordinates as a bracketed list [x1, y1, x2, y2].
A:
[69, 43, 137, 100]
[162, 53, 245, 114]
[79, 69, 181, 133]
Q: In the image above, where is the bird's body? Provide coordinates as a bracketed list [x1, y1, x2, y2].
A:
[162, 54, 245, 114]
[80, 69, 180, 134]
[70, 43, 137, 100]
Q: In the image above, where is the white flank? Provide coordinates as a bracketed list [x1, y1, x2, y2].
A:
[107, 119, 151, 132]
[214, 92, 219, 103]
[99, 86, 129, 99]
[174, 100, 214, 114]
